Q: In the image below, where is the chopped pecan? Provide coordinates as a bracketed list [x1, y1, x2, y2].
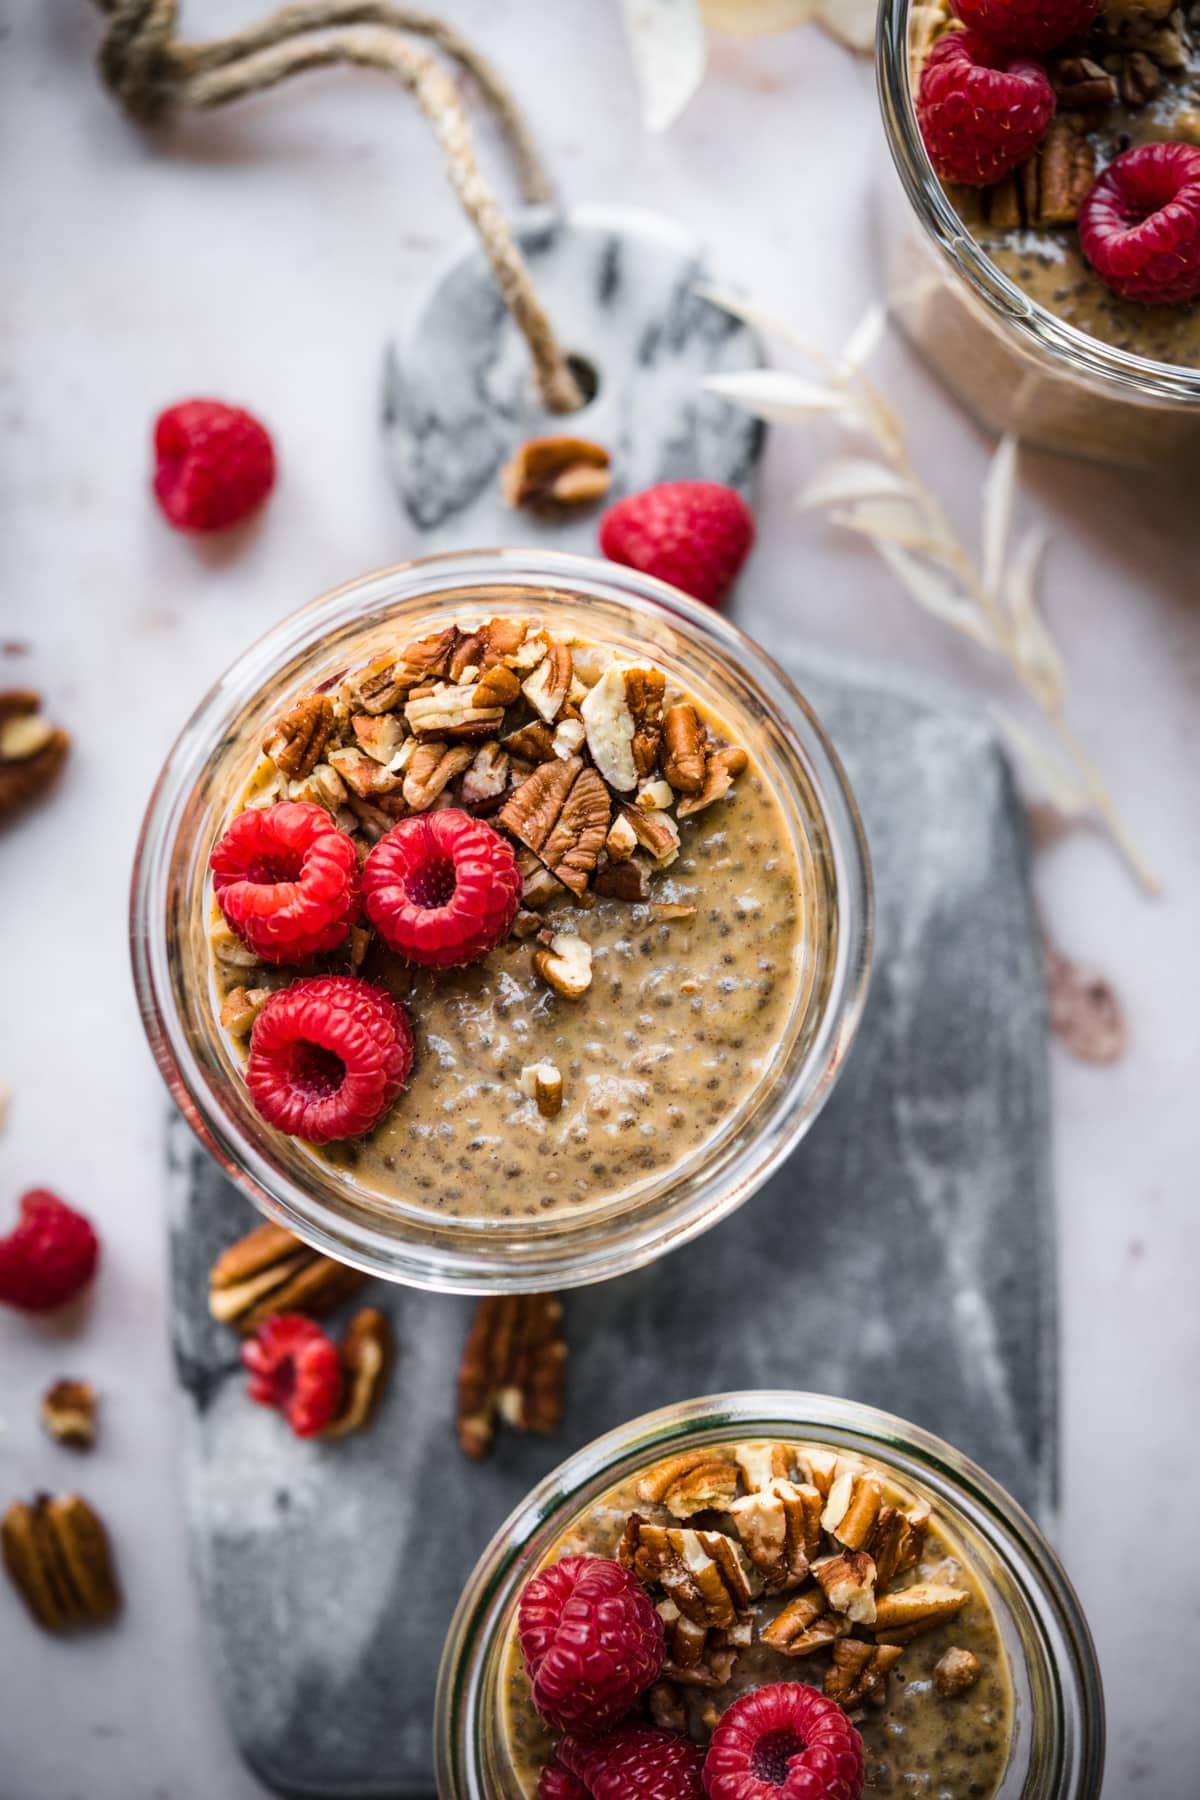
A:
[499, 757, 610, 897]
[593, 855, 651, 902]
[619, 1514, 760, 1627]
[532, 931, 593, 999]
[652, 903, 696, 922]
[933, 1646, 983, 1696]
[348, 924, 371, 971]
[865, 1502, 929, 1589]
[657, 1599, 743, 1687]
[502, 721, 556, 764]
[759, 1585, 850, 1656]
[0, 692, 69, 824]
[501, 435, 612, 511]
[476, 616, 530, 670]
[323, 1308, 393, 1438]
[398, 625, 461, 682]
[456, 1294, 566, 1460]
[729, 1480, 823, 1592]
[287, 761, 349, 813]
[735, 1443, 796, 1491]
[626, 668, 666, 778]
[822, 1467, 884, 1550]
[796, 1448, 842, 1498]
[402, 741, 472, 812]
[605, 812, 640, 860]
[553, 718, 586, 759]
[676, 746, 749, 817]
[616, 800, 680, 866]
[339, 651, 409, 715]
[472, 663, 521, 709]
[637, 1450, 742, 1519]
[505, 627, 552, 673]
[1119, 48, 1161, 105]
[343, 792, 399, 843]
[210, 918, 264, 971]
[1016, 118, 1096, 226]
[523, 642, 574, 723]
[637, 779, 675, 812]
[404, 681, 506, 742]
[350, 711, 405, 765]
[647, 1680, 689, 1732]
[328, 745, 403, 800]
[824, 1640, 903, 1711]
[812, 1551, 877, 1625]
[219, 985, 271, 1037]
[520, 1061, 564, 1118]
[873, 1581, 971, 1643]
[41, 1381, 97, 1450]
[521, 866, 565, 908]
[511, 908, 543, 939]
[263, 693, 335, 780]
[2, 1494, 120, 1632]
[580, 665, 641, 791]
[460, 742, 510, 807]
[1049, 54, 1118, 108]
[208, 1220, 367, 1334]
[660, 703, 708, 794]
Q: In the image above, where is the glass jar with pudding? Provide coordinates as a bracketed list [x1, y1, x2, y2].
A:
[131, 551, 871, 1293]
[878, 0, 1200, 467]
[435, 1392, 1104, 1799]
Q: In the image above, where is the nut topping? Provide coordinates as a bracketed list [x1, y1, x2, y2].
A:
[208, 1220, 367, 1334]
[759, 1585, 850, 1656]
[637, 779, 675, 812]
[460, 742, 510, 807]
[933, 1645, 983, 1696]
[2, 1494, 121, 1632]
[502, 721, 557, 765]
[323, 1308, 393, 1438]
[824, 1639, 904, 1711]
[812, 1550, 878, 1625]
[402, 741, 472, 812]
[219, 985, 271, 1037]
[677, 746, 749, 818]
[501, 435, 612, 512]
[615, 800, 680, 866]
[499, 757, 610, 897]
[520, 1060, 565, 1118]
[661, 703, 708, 794]
[865, 1502, 929, 1589]
[620, 1514, 761, 1628]
[41, 1380, 97, 1450]
[0, 691, 70, 824]
[873, 1581, 971, 1643]
[327, 745, 403, 800]
[626, 668, 667, 779]
[822, 1467, 884, 1550]
[532, 931, 593, 999]
[1049, 54, 1119, 108]
[729, 1480, 823, 1592]
[657, 1599, 744, 1688]
[263, 693, 336, 779]
[350, 711, 405, 765]
[523, 641, 574, 723]
[579, 664, 662, 792]
[404, 681, 506, 742]
[456, 1294, 566, 1459]
[637, 1451, 742, 1518]
[593, 856, 651, 902]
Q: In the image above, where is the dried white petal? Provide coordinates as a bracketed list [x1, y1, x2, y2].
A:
[1004, 528, 1063, 713]
[981, 432, 1019, 601]
[619, 0, 708, 132]
[703, 368, 851, 424]
[801, 459, 913, 511]
[818, 0, 879, 53]
[838, 303, 887, 373]
[871, 540, 996, 650]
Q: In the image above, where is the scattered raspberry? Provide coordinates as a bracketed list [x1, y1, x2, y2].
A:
[538, 1761, 588, 1800]
[153, 399, 276, 533]
[702, 1685, 864, 1800]
[211, 802, 360, 965]
[246, 975, 414, 1144]
[560, 1727, 705, 1800]
[949, 0, 1099, 53]
[599, 481, 755, 610]
[0, 1189, 100, 1313]
[916, 30, 1055, 186]
[1078, 143, 1200, 306]
[362, 810, 522, 969]
[241, 1313, 342, 1437]
[517, 1554, 666, 1735]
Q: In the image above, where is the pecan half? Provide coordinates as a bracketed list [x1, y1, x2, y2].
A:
[1119, 48, 1161, 106]
[404, 682, 506, 742]
[41, 1381, 97, 1450]
[0, 692, 69, 824]
[729, 1480, 823, 1592]
[501, 435, 612, 512]
[402, 741, 472, 812]
[502, 721, 556, 765]
[865, 1502, 929, 1589]
[660, 704, 708, 794]
[825, 1640, 903, 1711]
[637, 1451, 742, 1519]
[456, 1294, 566, 1460]
[821, 1467, 884, 1550]
[1049, 54, 1118, 108]
[812, 1550, 878, 1625]
[626, 668, 666, 778]
[2, 1494, 120, 1632]
[339, 651, 410, 715]
[933, 1646, 983, 1696]
[676, 746, 748, 818]
[532, 931, 593, 999]
[657, 1598, 744, 1688]
[499, 757, 610, 897]
[263, 693, 335, 779]
[619, 1515, 760, 1628]
[759, 1585, 850, 1657]
[323, 1308, 393, 1438]
[873, 1581, 971, 1643]
[1018, 118, 1097, 226]
[208, 1221, 367, 1334]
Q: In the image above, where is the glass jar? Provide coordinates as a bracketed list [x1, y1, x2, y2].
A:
[876, 0, 1200, 469]
[131, 551, 871, 1293]
[435, 1391, 1104, 1799]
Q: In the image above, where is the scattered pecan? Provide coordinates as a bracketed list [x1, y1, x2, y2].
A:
[580, 664, 664, 791]
[502, 720, 556, 764]
[619, 1515, 760, 1628]
[626, 668, 666, 778]
[473, 663, 522, 708]
[652, 902, 696, 922]
[812, 1550, 878, 1625]
[404, 682, 506, 742]
[1020, 118, 1097, 226]
[219, 985, 271, 1037]
[501, 435, 612, 512]
[327, 745, 403, 801]
[677, 746, 749, 818]
[499, 757, 610, 897]
[41, 1381, 97, 1450]
[207, 1220, 367, 1334]
[647, 1680, 689, 1732]
[402, 741, 472, 812]
[0, 692, 69, 825]
[460, 742, 510, 808]
[864, 1501, 929, 1589]
[873, 1581, 971, 1643]
[1049, 54, 1118, 108]
[350, 711, 405, 765]
[821, 1467, 884, 1550]
[637, 1450, 742, 1519]
[615, 800, 680, 865]
[759, 1585, 850, 1657]
[456, 1294, 566, 1460]
[824, 1640, 903, 1711]
[399, 625, 461, 682]
[532, 930, 593, 999]
[593, 856, 651, 902]
[933, 1646, 983, 1697]
[522, 642, 574, 723]
[324, 1308, 393, 1438]
[657, 1598, 746, 1688]
[660, 703, 708, 794]
[339, 651, 409, 715]
[729, 1479, 823, 1592]
[605, 812, 640, 860]
[287, 761, 349, 813]
[1044, 939, 1127, 1064]
[262, 693, 335, 780]
[2, 1494, 120, 1632]
[637, 778, 675, 812]
[553, 717, 586, 759]
[520, 1061, 564, 1118]
[1119, 48, 1161, 105]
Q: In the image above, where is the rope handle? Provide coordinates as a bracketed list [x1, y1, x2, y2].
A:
[91, 0, 583, 413]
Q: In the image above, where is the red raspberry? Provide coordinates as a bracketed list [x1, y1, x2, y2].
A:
[538, 1762, 588, 1800]
[362, 810, 522, 969]
[246, 975, 414, 1143]
[1078, 143, 1200, 306]
[560, 1727, 705, 1800]
[211, 802, 360, 965]
[949, 0, 1099, 53]
[517, 1555, 666, 1736]
[153, 399, 276, 533]
[917, 31, 1055, 187]
[599, 481, 755, 610]
[0, 1189, 99, 1313]
[241, 1313, 342, 1437]
[702, 1685, 864, 1800]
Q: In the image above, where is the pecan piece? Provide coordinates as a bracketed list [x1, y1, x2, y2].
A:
[822, 1467, 884, 1550]
[637, 1450, 742, 1519]
[473, 663, 522, 708]
[339, 652, 409, 715]
[520, 1061, 564, 1118]
[532, 931, 593, 999]
[456, 1294, 566, 1459]
[1119, 48, 1161, 106]
[499, 757, 610, 897]
[619, 1515, 760, 1627]
[0, 691, 70, 824]
[865, 1502, 929, 1589]
[350, 711, 405, 765]
[327, 745, 403, 800]
[676, 746, 749, 818]
[41, 1381, 97, 1450]
[502, 720, 556, 764]
[873, 1581, 971, 1643]
[647, 1680, 689, 1732]
[1016, 117, 1096, 227]
[934, 1646, 983, 1696]
[580, 664, 664, 791]
[208, 1221, 367, 1334]
[2, 1494, 120, 1632]
[263, 693, 335, 779]
[812, 1550, 878, 1625]
[605, 812, 640, 860]
[501, 435, 612, 511]
[1049, 55, 1118, 108]
[660, 703, 708, 794]
[404, 682, 506, 742]
[615, 800, 680, 866]
[824, 1640, 903, 1711]
[759, 1586, 851, 1657]
[626, 668, 666, 778]
[735, 1443, 796, 1490]
[522, 641, 573, 723]
[402, 741, 472, 812]
[593, 855, 651, 902]
[323, 1308, 393, 1438]
[460, 742, 510, 808]
[219, 985, 271, 1037]
[657, 1599, 743, 1687]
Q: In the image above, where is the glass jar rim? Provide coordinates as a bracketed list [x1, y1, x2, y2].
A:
[130, 548, 873, 1293]
[435, 1389, 1105, 1799]
[876, 0, 1200, 406]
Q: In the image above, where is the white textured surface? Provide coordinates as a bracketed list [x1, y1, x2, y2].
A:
[0, 3, 1196, 1797]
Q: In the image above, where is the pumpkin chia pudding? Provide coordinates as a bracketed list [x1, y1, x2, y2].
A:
[205, 608, 812, 1226]
[498, 1438, 1013, 1799]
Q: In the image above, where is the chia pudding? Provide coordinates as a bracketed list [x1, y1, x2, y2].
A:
[206, 609, 810, 1226]
[498, 1438, 1014, 1798]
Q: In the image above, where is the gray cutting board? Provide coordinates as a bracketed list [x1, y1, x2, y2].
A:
[168, 210, 1054, 1797]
